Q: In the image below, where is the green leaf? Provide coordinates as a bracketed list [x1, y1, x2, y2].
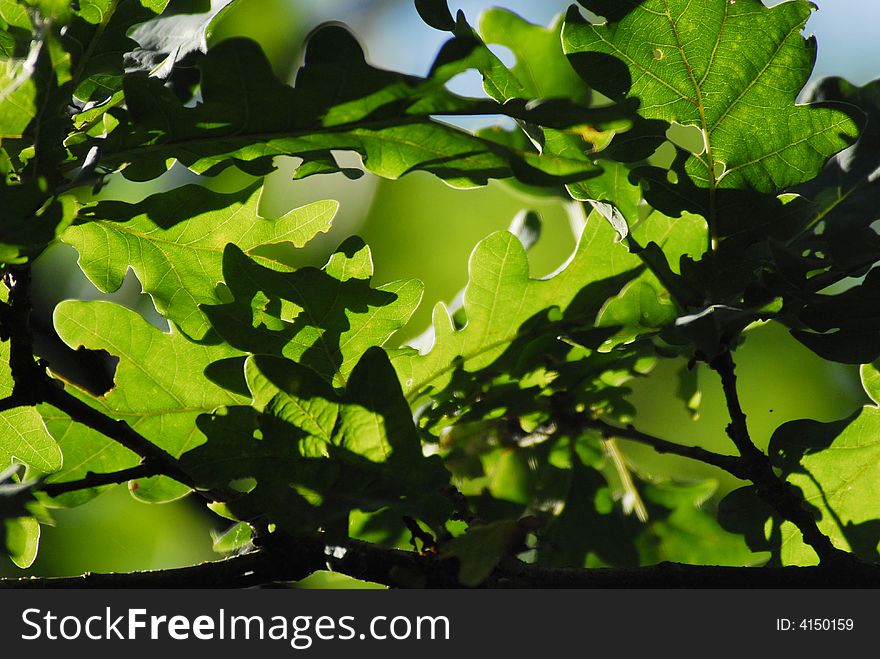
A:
[0, 407, 60, 473]
[0, 342, 61, 472]
[0, 464, 42, 567]
[340, 347, 441, 472]
[1, 11, 71, 177]
[0, 464, 36, 520]
[203, 237, 422, 387]
[597, 280, 676, 343]
[4, 515, 39, 568]
[754, 409, 880, 565]
[637, 480, 757, 566]
[63, 0, 171, 105]
[48, 300, 246, 501]
[563, 1, 858, 204]
[789, 77, 879, 273]
[391, 210, 649, 399]
[441, 519, 524, 587]
[567, 162, 644, 236]
[95, 33, 608, 187]
[212, 520, 252, 554]
[538, 454, 639, 567]
[247, 349, 444, 480]
[36, 410, 130, 506]
[64, 183, 337, 339]
[0, 1, 33, 59]
[182, 348, 451, 534]
[399, 208, 704, 438]
[0, 5, 38, 140]
[125, 0, 235, 76]
[769, 407, 880, 562]
[862, 361, 880, 406]
[478, 8, 590, 103]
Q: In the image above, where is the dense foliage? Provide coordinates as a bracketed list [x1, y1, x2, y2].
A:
[1, 0, 879, 587]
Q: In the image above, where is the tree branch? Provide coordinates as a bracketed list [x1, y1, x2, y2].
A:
[40, 386, 202, 491]
[709, 349, 852, 566]
[42, 463, 160, 497]
[583, 417, 749, 478]
[3, 266, 47, 405]
[710, 350, 765, 461]
[0, 395, 25, 413]
[4, 534, 880, 589]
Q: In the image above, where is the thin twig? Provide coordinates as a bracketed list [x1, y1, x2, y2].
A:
[709, 351, 764, 460]
[584, 417, 749, 478]
[41, 386, 198, 489]
[42, 463, 159, 497]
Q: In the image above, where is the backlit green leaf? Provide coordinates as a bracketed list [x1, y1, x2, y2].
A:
[638, 480, 757, 566]
[393, 203, 705, 400]
[64, 0, 170, 105]
[0, 341, 60, 472]
[731, 408, 880, 565]
[64, 183, 337, 339]
[479, 7, 590, 103]
[775, 411, 880, 564]
[0, 6, 37, 140]
[93, 32, 610, 187]
[48, 300, 246, 501]
[4, 515, 39, 568]
[203, 237, 422, 387]
[182, 348, 451, 534]
[862, 361, 880, 405]
[125, 0, 234, 77]
[563, 0, 858, 227]
[212, 520, 252, 554]
[564, 1, 857, 192]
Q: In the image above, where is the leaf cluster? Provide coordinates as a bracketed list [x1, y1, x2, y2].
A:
[0, 0, 878, 585]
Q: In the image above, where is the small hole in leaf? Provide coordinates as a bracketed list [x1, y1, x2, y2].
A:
[713, 161, 727, 178]
[667, 170, 678, 184]
[652, 48, 663, 60]
[648, 141, 677, 168]
[666, 123, 705, 155]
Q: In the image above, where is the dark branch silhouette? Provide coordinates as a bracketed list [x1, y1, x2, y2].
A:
[4, 533, 880, 589]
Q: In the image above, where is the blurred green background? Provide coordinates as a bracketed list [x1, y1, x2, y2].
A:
[3, 0, 877, 579]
